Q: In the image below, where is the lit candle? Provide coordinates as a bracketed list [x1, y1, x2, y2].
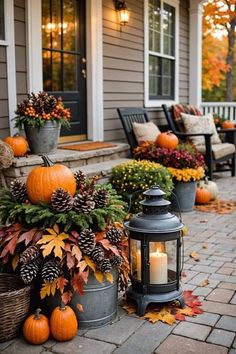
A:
[150, 249, 168, 284]
[136, 251, 141, 280]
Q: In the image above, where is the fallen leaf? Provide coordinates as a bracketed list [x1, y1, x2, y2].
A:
[200, 220, 208, 223]
[122, 302, 137, 314]
[189, 251, 200, 262]
[145, 307, 176, 325]
[199, 279, 210, 287]
[77, 303, 84, 312]
[182, 226, 188, 236]
[202, 244, 208, 249]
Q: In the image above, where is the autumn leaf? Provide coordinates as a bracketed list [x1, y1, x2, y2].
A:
[17, 228, 38, 246]
[61, 291, 73, 305]
[72, 271, 88, 295]
[12, 253, 19, 270]
[77, 303, 84, 312]
[40, 280, 57, 299]
[145, 307, 176, 325]
[182, 226, 188, 236]
[189, 251, 200, 262]
[122, 302, 137, 314]
[99, 239, 120, 256]
[95, 231, 106, 242]
[199, 279, 210, 287]
[56, 276, 68, 294]
[202, 244, 208, 249]
[84, 255, 96, 272]
[94, 271, 104, 284]
[105, 272, 114, 283]
[37, 225, 69, 259]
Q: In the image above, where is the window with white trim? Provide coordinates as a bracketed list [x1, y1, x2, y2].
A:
[146, 0, 178, 103]
[0, 0, 5, 41]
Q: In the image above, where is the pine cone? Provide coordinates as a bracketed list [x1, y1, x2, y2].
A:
[20, 245, 41, 264]
[106, 227, 123, 245]
[73, 192, 95, 214]
[94, 188, 108, 208]
[41, 260, 60, 283]
[10, 180, 27, 203]
[111, 255, 123, 267]
[90, 246, 104, 263]
[98, 258, 112, 273]
[51, 188, 73, 212]
[74, 170, 86, 190]
[78, 229, 96, 255]
[20, 260, 39, 284]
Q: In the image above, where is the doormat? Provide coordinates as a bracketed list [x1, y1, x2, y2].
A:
[122, 290, 203, 325]
[195, 199, 236, 214]
[59, 142, 117, 151]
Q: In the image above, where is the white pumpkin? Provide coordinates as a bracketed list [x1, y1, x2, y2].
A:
[198, 178, 218, 200]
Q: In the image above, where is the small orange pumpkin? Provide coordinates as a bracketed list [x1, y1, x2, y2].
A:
[23, 308, 50, 345]
[4, 134, 28, 157]
[26, 155, 76, 204]
[222, 120, 235, 129]
[156, 132, 179, 149]
[195, 187, 211, 205]
[50, 303, 78, 341]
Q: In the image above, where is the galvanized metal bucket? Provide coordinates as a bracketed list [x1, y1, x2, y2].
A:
[70, 269, 118, 329]
[171, 181, 197, 212]
[24, 121, 61, 154]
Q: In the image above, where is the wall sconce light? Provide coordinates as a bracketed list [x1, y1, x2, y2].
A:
[114, 0, 130, 26]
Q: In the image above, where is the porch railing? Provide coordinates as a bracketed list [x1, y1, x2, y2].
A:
[201, 102, 236, 122]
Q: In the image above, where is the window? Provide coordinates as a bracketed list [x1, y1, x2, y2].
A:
[0, 0, 5, 41]
[145, 0, 178, 105]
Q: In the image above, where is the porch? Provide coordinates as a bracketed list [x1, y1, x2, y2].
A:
[0, 172, 235, 354]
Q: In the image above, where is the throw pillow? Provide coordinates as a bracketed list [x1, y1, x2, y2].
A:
[132, 122, 161, 144]
[181, 112, 222, 147]
[172, 104, 202, 132]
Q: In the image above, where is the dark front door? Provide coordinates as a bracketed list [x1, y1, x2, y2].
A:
[42, 0, 86, 140]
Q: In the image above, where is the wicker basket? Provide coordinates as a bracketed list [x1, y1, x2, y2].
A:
[0, 273, 31, 342]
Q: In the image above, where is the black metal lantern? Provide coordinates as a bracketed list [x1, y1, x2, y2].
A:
[125, 186, 185, 316]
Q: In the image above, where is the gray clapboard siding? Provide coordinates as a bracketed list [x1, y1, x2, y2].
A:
[14, 0, 27, 103]
[0, 46, 10, 138]
[103, 0, 190, 141]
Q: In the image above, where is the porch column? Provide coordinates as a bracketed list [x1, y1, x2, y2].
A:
[189, 0, 203, 108]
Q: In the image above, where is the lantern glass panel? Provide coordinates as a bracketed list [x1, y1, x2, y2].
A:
[149, 240, 177, 285]
[130, 239, 141, 281]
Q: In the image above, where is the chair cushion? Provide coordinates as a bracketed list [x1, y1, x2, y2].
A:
[172, 104, 202, 132]
[132, 121, 161, 144]
[181, 112, 222, 147]
[197, 143, 235, 160]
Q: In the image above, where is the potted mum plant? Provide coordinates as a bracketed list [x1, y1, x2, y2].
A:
[14, 92, 71, 154]
[0, 156, 129, 329]
[133, 142, 205, 212]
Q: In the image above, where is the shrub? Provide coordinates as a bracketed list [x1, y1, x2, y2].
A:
[110, 160, 173, 213]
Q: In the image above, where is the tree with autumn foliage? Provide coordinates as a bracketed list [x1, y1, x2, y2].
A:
[203, 0, 236, 101]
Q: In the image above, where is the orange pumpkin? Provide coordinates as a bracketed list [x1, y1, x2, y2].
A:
[50, 303, 78, 341]
[222, 120, 235, 129]
[26, 155, 76, 204]
[195, 187, 211, 205]
[23, 308, 50, 345]
[4, 134, 28, 157]
[156, 132, 179, 149]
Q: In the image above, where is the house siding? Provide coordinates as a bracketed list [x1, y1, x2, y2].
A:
[103, 0, 190, 141]
[0, 46, 9, 138]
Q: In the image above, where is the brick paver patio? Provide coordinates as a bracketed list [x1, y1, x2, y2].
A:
[0, 174, 235, 354]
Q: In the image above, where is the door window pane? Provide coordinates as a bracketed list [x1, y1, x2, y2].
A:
[52, 51, 62, 91]
[63, 53, 77, 90]
[52, 0, 61, 50]
[42, 0, 51, 48]
[0, 0, 5, 41]
[63, 0, 77, 51]
[43, 50, 52, 91]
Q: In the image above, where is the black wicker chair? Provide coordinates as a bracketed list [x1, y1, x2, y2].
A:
[162, 104, 236, 180]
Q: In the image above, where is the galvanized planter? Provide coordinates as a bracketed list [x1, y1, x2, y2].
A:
[71, 269, 118, 329]
[45, 268, 118, 329]
[24, 121, 61, 154]
[171, 181, 197, 212]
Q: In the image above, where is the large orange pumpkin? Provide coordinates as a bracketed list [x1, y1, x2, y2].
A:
[195, 187, 211, 205]
[156, 132, 179, 149]
[26, 155, 76, 204]
[50, 303, 78, 341]
[23, 308, 50, 345]
[4, 134, 28, 157]
[222, 120, 235, 129]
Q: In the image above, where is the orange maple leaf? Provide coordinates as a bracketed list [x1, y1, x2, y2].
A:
[56, 276, 68, 294]
[37, 225, 69, 259]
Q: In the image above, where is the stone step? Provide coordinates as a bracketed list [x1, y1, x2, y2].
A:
[2, 142, 130, 187]
[71, 158, 132, 183]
